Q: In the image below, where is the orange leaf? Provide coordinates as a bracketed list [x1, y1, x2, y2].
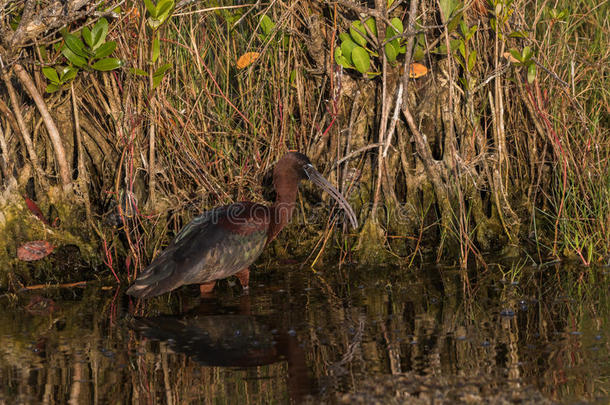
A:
[409, 63, 428, 78]
[236, 52, 260, 69]
[17, 241, 54, 261]
[502, 52, 520, 63]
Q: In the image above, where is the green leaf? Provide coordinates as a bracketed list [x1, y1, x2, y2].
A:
[439, 0, 458, 23]
[260, 15, 275, 36]
[143, 0, 158, 18]
[82, 27, 93, 48]
[39, 46, 48, 62]
[459, 21, 468, 36]
[153, 63, 172, 77]
[413, 45, 424, 61]
[45, 83, 61, 93]
[364, 18, 377, 38]
[334, 48, 353, 68]
[62, 46, 87, 67]
[447, 11, 463, 34]
[152, 63, 171, 88]
[129, 67, 148, 76]
[152, 37, 160, 63]
[351, 46, 370, 74]
[91, 58, 123, 71]
[508, 30, 527, 38]
[464, 25, 477, 41]
[91, 18, 109, 50]
[94, 41, 116, 59]
[350, 21, 367, 47]
[390, 38, 400, 51]
[458, 40, 466, 59]
[340, 38, 357, 60]
[147, 17, 163, 30]
[63, 33, 87, 58]
[339, 32, 351, 43]
[527, 62, 536, 83]
[509, 48, 523, 63]
[157, 0, 174, 20]
[433, 39, 461, 55]
[223, 11, 238, 26]
[389, 17, 403, 34]
[456, 55, 466, 70]
[495, 3, 503, 16]
[385, 25, 396, 41]
[459, 77, 469, 90]
[334, 47, 342, 62]
[384, 42, 397, 63]
[42, 67, 60, 84]
[9, 14, 20, 30]
[467, 49, 477, 71]
[289, 69, 296, 85]
[152, 75, 163, 89]
[522, 46, 532, 61]
[59, 66, 79, 82]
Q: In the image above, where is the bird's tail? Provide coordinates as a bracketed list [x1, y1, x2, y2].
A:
[126, 280, 174, 298]
[126, 253, 180, 298]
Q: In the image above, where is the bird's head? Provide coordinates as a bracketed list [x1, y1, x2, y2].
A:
[274, 152, 358, 228]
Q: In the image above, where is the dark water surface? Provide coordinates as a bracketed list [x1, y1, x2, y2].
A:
[0, 263, 608, 404]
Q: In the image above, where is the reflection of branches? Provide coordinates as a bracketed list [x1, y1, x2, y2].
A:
[380, 319, 402, 374]
[328, 315, 365, 375]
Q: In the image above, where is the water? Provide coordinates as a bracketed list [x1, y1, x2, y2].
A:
[0, 263, 608, 404]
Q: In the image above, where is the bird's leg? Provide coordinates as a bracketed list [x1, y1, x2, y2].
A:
[199, 281, 216, 296]
[236, 268, 250, 290]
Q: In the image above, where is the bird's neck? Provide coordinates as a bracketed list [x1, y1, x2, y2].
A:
[267, 176, 298, 243]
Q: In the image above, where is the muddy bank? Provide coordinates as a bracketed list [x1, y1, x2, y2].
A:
[336, 373, 555, 405]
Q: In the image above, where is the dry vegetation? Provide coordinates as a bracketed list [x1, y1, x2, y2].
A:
[0, 0, 608, 286]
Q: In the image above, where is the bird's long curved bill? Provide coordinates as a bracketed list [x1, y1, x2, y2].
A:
[304, 165, 358, 228]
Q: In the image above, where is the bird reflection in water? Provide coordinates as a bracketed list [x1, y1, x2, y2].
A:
[130, 296, 312, 401]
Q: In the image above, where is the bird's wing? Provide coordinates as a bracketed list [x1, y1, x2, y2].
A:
[126, 205, 268, 298]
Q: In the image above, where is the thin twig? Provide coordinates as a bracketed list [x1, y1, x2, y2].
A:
[13, 64, 71, 189]
[19, 281, 89, 291]
[334, 143, 383, 167]
[383, 82, 403, 158]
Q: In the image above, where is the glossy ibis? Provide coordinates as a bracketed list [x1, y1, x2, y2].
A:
[126, 152, 357, 298]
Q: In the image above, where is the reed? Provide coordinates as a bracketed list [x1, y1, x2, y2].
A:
[0, 0, 607, 286]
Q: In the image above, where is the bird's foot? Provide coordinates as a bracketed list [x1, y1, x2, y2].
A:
[199, 281, 216, 297]
[236, 268, 250, 290]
